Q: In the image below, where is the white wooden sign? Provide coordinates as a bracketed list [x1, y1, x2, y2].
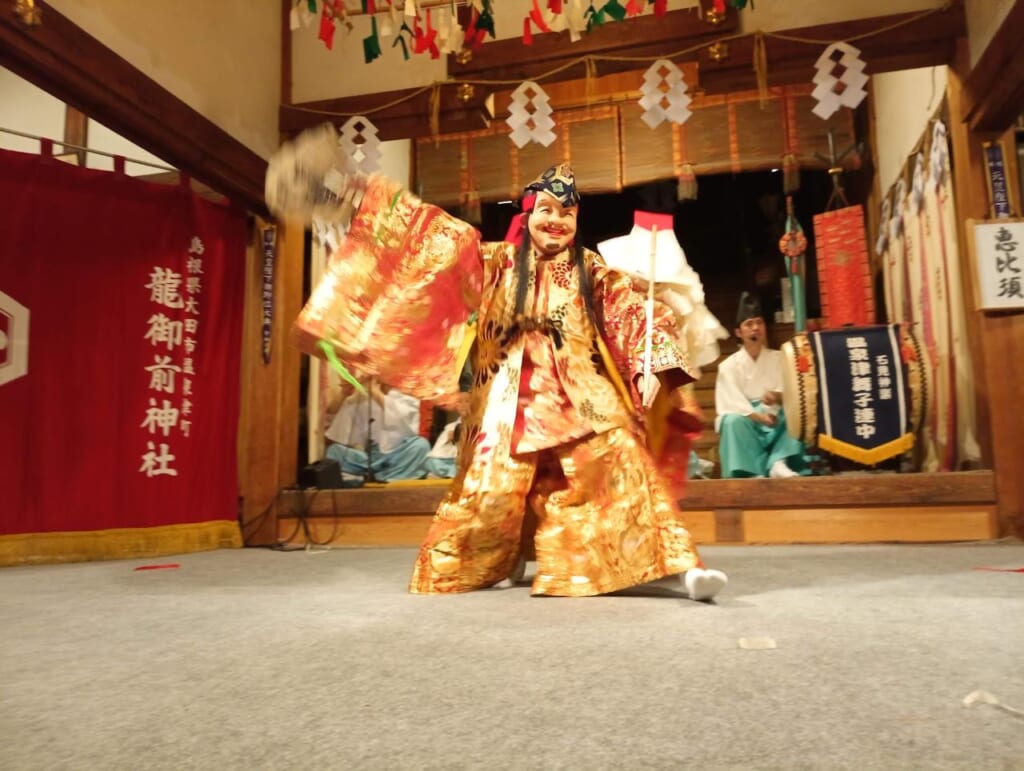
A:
[970, 219, 1024, 311]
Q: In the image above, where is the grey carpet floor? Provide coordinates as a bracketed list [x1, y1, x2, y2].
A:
[2, 543, 1023, 771]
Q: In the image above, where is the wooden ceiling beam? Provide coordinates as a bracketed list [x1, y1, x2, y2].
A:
[0, 3, 268, 214]
[448, 6, 739, 83]
[489, 64, 701, 118]
[279, 85, 494, 140]
[280, 6, 736, 140]
[283, 3, 965, 141]
[961, 0, 1024, 132]
[698, 4, 964, 95]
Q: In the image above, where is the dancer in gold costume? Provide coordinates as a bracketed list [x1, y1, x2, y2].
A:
[269, 132, 726, 600]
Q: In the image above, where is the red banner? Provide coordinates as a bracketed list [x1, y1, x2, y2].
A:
[813, 205, 874, 329]
[0, 148, 245, 538]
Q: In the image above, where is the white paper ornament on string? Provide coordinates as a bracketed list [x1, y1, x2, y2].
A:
[930, 119, 949, 189]
[567, 0, 587, 43]
[811, 42, 868, 120]
[639, 59, 692, 128]
[506, 81, 556, 148]
[338, 115, 382, 174]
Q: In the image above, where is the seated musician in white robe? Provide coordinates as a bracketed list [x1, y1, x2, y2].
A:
[325, 380, 431, 482]
[424, 418, 460, 480]
[715, 293, 807, 479]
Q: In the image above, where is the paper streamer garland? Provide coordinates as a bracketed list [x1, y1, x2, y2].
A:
[811, 42, 868, 120]
[338, 115, 381, 174]
[506, 81, 556, 148]
[639, 59, 692, 128]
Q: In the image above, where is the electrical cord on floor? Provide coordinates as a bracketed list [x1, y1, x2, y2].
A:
[306, 489, 343, 548]
[242, 486, 313, 551]
[297, 487, 341, 548]
[240, 489, 283, 540]
[243, 485, 346, 551]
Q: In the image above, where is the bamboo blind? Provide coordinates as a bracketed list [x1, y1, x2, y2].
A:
[415, 86, 859, 204]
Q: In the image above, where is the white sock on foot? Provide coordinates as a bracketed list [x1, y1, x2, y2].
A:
[769, 460, 799, 479]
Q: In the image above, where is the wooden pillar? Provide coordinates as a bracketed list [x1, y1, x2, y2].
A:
[62, 105, 88, 166]
[947, 38, 1024, 538]
[237, 218, 304, 545]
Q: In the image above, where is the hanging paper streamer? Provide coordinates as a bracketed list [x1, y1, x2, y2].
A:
[506, 81, 556, 148]
[339, 115, 382, 174]
[467, 0, 496, 49]
[602, 0, 627, 21]
[523, 0, 552, 44]
[392, 21, 412, 60]
[547, 0, 567, 32]
[625, 0, 644, 17]
[363, 16, 383, 63]
[585, 1, 607, 32]
[875, 196, 891, 257]
[811, 42, 868, 120]
[567, 0, 587, 41]
[318, 6, 337, 49]
[639, 59, 692, 129]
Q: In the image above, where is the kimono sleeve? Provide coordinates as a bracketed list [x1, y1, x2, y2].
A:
[592, 252, 697, 401]
[293, 174, 484, 406]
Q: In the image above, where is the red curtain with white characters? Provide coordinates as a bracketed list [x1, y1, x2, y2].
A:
[0, 148, 245, 539]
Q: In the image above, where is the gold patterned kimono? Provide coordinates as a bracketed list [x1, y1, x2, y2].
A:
[293, 176, 705, 596]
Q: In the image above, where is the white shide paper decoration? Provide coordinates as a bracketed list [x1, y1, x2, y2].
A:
[338, 115, 382, 174]
[639, 59, 692, 128]
[506, 81, 556, 148]
[811, 42, 868, 120]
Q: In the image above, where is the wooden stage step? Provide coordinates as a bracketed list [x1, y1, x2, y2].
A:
[272, 471, 999, 548]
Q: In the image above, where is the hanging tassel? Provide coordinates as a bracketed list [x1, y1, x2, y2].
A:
[428, 84, 441, 147]
[753, 31, 769, 108]
[677, 163, 698, 201]
[463, 190, 482, 224]
[585, 57, 598, 104]
[783, 152, 799, 193]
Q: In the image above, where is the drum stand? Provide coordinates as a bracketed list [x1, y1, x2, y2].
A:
[363, 377, 385, 485]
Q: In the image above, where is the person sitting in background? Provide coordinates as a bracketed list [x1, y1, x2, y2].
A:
[324, 379, 431, 482]
[688, 450, 714, 480]
[715, 292, 807, 479]
[424, 418, 460, 479]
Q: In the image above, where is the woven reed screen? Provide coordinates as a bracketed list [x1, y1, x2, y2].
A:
[415, 105, 619, 205]
[619, 104, 677, 189]
[416, 134, 464, 207]
[416, 86, 858, 203]
[791, 93, 857, 165]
